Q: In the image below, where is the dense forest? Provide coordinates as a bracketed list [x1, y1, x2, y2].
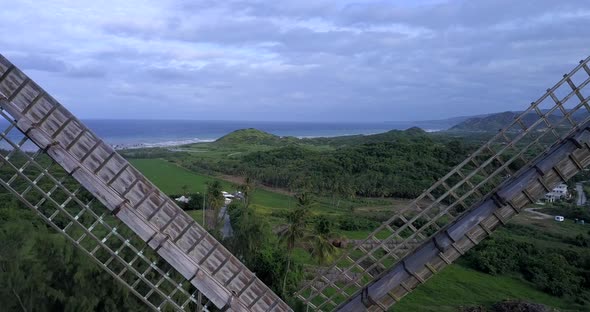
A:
[0, 199, 145, 312]
[177, 128, 473, 199]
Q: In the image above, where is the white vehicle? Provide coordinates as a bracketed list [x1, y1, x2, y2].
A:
[554, 216, 565, 222]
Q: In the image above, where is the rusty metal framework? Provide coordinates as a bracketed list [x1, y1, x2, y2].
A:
[0, 54, 291, 312]
[297, 56, 590, 311]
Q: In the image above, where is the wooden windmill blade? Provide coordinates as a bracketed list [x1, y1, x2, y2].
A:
[298, 56, 590, 311]
[0, 122, 207, 311]
[0, 54, 291, 312]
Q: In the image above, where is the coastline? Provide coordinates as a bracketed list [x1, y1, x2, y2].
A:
[112, 127, 444, 150]
[111, 138, 216, 150]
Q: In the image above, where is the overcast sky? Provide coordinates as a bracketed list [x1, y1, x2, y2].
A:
[1, 0, 589, 121]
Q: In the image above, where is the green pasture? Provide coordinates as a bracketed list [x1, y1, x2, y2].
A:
[396, 265, 584, 312]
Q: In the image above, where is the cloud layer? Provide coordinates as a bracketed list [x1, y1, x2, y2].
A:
[1, 0, 589, 121]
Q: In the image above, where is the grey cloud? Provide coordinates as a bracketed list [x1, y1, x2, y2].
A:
[101, 18, 281, 50]
[65, 65, 107, 79]
[102, 20, 167, 40]
[172, 19, 281, 44]
[5, 53, 107, 79]
[10, 54, 68, 72]
[338, 0, 590, 29]
[176, 0, 338, 19]
[1, 0, 589, 121]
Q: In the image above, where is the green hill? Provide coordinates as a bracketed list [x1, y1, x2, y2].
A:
[213, 127, 430, 148]
[214, 128, 298, 146]
[300, 127, 429, 147]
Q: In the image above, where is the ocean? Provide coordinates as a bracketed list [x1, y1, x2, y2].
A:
[0, 119, 455, 150]
[82, 120, 449, 149]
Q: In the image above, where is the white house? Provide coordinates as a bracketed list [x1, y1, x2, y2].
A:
[175, 195, 190, 204]
[545, 183, 569, 202]
[222, 191, 235, 205]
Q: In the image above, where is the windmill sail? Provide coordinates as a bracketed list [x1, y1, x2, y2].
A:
[0, 54, 291, 312]
[297, 56, 590, 311]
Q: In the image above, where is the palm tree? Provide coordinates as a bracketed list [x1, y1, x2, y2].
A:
[307, 216, 338, 266]
[277, 196, 310, 294]
[295, 192, 312, 209]
[233, 205, 266, 259]
[238, 176, 254, 209]
[205, 181, 224, 230]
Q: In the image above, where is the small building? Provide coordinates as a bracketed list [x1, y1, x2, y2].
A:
[554, 216, 565, 222]
[545, 183, 569, 202]
[222, 191, 234, 205]
[175, 195, 190, 204]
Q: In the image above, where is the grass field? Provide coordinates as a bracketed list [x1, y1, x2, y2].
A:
[129, 158, 396, 228]
[130, 158, 294, 206]
[130, 158, 317, 227]
[129, 158, 234, 194]
[395, 265, 584, 312]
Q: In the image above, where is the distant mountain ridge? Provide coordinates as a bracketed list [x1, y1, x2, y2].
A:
[213, 110, 590, 140]
[450, 111, 524, 132]
[449, 110, 590, 132]
[385, 114, 491, 131]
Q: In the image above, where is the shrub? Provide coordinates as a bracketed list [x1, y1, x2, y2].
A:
[523, 254, 583, 297]
[338, 215, 378, 231]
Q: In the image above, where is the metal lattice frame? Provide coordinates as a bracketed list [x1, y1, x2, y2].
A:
[0, 54, 291, 312]
[297, 56, 590, 311]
